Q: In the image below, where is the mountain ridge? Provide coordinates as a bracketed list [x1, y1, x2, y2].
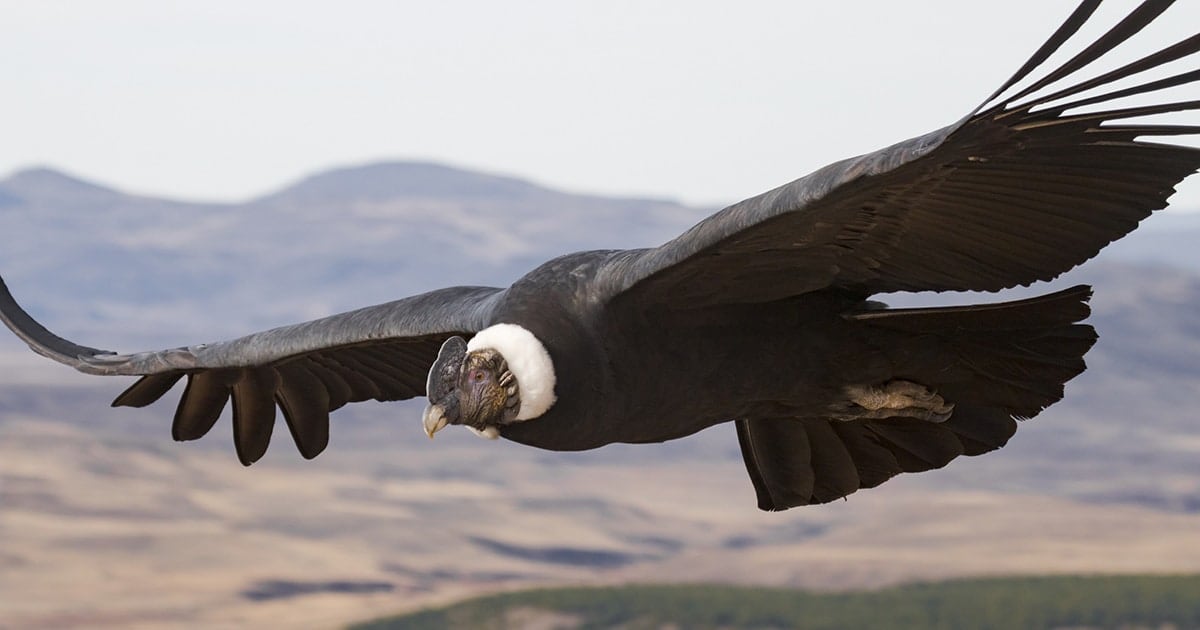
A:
[1, 162, 686, 209]
[256, 161, 584, 206]
[0, 161, 700, 346]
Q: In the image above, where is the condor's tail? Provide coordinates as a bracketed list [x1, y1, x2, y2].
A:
[737, 285, 1096, 511]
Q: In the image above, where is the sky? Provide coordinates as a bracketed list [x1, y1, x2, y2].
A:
[2, 1, 1199, 209]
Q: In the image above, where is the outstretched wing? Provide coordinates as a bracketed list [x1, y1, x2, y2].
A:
[0, 277, 504, 464]
[599, 1, 1200, 307]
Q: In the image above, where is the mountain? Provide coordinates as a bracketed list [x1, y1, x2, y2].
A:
[0, 167, 130, 207]
[256, 161, 576, 205]
[0, 163, 699, 346]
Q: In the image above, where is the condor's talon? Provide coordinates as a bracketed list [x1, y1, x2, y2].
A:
[843, 380, 955, 423]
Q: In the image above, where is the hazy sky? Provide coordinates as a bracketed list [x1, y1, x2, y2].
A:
[3, 1, 1198, 208]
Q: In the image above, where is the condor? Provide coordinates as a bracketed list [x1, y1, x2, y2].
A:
[3, 1, 1198, 510]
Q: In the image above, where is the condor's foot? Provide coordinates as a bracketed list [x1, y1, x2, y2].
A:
[839, 380, 954, 423]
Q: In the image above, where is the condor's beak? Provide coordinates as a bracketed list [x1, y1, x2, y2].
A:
[422, 403, 449, 439]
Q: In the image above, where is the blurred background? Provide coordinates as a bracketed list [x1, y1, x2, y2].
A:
[2, 1, 1199, 627]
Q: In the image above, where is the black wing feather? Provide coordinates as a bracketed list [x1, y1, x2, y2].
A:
[231, 368, 279, 465]
[112, 373, 183, 408]
[802, 420, 860, 504]
[275, 363, 332, 459]
[172, 370, 238, 442]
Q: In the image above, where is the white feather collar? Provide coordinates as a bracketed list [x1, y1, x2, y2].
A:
[467, 323, 557, 421]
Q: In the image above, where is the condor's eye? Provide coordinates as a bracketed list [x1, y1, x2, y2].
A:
[470, 369, 488, 383]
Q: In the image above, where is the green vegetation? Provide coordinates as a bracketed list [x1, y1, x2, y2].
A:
[351, 574, 1200, 630]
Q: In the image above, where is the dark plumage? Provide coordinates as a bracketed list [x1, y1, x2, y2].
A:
[2, 1, 1198, 510]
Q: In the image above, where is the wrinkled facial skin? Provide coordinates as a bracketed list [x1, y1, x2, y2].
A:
[457, 349, 516, 429]
[423, 336, 520, 438]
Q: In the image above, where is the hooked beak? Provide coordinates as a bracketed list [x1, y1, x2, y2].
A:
[422, 403, 449, 439]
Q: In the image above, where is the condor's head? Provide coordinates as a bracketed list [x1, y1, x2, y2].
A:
[422, 323, 557, 440]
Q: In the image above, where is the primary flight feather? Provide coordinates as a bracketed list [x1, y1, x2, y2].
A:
[3, 0, 1198, 510]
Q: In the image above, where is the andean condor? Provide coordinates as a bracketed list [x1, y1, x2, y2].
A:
[3, 1, 1198, 510]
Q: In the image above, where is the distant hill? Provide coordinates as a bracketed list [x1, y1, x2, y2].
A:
[256, 161, 578, 205]
[0, 162, 698, 346]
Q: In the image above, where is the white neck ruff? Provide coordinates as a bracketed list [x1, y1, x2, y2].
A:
[467, 323, 557, 421]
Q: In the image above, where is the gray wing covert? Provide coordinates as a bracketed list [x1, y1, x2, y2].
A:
[597, 1, 1200, 309]
[0, 278, 504, 464]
